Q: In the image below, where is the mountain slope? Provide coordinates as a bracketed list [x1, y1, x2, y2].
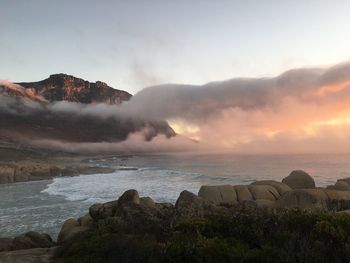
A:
[0, 75, 175, 150]
[16, 73, 132, 104]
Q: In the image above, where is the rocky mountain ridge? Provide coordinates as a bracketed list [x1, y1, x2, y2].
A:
[0, 74, 175, 149]
[15, 73, 132, 104]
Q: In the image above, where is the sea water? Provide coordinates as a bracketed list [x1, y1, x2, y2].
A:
[1, 153, 350, 238]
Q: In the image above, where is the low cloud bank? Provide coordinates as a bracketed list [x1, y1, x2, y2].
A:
[2, 61, 350, 153]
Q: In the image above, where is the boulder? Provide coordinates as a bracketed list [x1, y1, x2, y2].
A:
[0, 238, 13, 252]
[248, 185, 280, 201]
[11, 232, 52, 251]
[251, 180, 292, 195]
[12, 235, 36, 250]
[282, 170, 315, 189]
[23, 232, 52, 248]
[333, 180, 350, 191]
[339, 178, 350, 185]
[118, 189, 140, 205]
[233, 185, 253, 201]
[89, 203, 103, 220]
[275, 189, 328, 210]
[324, 189, 350, 211]
[198, 185, 237, 204]
[89, 201, 118, 220]
[240, 199, 276, 210]
[57, 218, 80, 243]
[0, 247, 54, 263]
[140, 197, 156, 208]
[78, 214, 93, 227]
[58, 226, 89, 244]
[175, 190, 207, 219]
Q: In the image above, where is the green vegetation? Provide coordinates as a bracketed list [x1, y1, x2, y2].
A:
[57, 209, 350, 263]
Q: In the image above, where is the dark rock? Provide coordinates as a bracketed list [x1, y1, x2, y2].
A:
[140, 197, 156, 208]
[198, 185, 237, 204]
[233, 185, 254, 201]
[89, 203, 103, 220]
[89, 201, 118, 221]
[282, 170, 316, 189]
[11, 231, 52, 251]
[275, 189, 328, 210]
[251, 180, 292, 195]
[118, 189, 140, 205]
[0, 238, 13, 252]
[57, 218, 80, 243]
[0, 247, 55, 263]
[78, 214, 93, 227]
[333, 180, 350, 191]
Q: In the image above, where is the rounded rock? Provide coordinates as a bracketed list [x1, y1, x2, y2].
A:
[282, 170, 315, 189]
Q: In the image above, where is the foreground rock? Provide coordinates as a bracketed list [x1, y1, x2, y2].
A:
[198, 172, 350, 212]
[0, 247, 56, 263]
[56, 169, 350, 247]
[0, 232, 53, 253]
[282, 170, 316, 189]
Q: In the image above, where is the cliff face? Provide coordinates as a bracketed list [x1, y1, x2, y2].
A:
[17, 73, 132, 104]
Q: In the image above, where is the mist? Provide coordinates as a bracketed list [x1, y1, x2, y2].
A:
[2, 61, 350, 153]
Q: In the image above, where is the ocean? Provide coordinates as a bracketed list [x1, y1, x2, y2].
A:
[1, 153, 350, 238]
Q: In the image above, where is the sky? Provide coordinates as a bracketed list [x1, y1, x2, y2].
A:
[2, 0, 350, 153]
[1, 0, 350, 94]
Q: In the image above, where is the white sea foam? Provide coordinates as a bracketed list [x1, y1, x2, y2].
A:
[41, 169, 225, 204]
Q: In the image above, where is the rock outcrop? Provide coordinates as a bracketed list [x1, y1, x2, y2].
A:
[0, 232, 53, 252]
[0, 162, 115, 184]
[16, 73, 132, 105]
[198, 172, 350, 212]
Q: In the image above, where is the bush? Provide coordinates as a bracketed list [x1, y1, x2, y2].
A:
[57, 210, 350, 263]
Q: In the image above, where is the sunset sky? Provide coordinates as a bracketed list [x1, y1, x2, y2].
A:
[1, 0, 350, 94]
[1, 0, 350, 153]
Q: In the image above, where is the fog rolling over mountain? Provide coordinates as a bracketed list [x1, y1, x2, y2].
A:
[2, 61, 350, 154]
[0, 74, 175, 152]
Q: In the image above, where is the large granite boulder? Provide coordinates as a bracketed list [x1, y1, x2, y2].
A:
[0, 247, 55, 263]
[198, 185, 237, 204]
[174, 190, 228, 222]
[275, 188, 350, 211]
[140, 197, 156, 208]
[78, 214, 93, 227]
[248, 185, 280, 201]
[282, 170, 316, 189]
[12, 232, 53, 250]
[89, 201, 118, 221]
[324, 189, 350, 211]
[57, 218, 89, 244]
[251, 180, 292, 195]
[117, 189, 140, 204]
[233, 185, 253, 201]
[275, 189, 328, 210]
[327, 180, 350, 191]
[0, 238, 13, 252]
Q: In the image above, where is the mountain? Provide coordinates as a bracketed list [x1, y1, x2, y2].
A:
[0, 74, 175, 151]
[16, 73, 132, 104]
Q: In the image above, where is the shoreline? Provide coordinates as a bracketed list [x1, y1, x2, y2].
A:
[1, 170, 350, 262]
